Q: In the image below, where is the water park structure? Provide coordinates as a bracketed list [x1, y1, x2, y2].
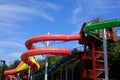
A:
[2, 18, 120, 80]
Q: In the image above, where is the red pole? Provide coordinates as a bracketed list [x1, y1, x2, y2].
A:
[92, 42, 96, 80]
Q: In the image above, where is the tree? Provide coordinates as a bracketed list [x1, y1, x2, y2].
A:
[48, 56, 62, 68]
[7, 60, 20, 70]
[108, 38, 120, 79]
[108, 38, 120, 64]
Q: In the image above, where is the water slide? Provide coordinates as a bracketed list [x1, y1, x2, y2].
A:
[3, 34, 81, 80]
[31, 19, 120, 78]
[32, 53, 80, 78]
[4, 18, 120, 79]
[4, 56, 40, 80]
[20, 18, 120, 78]
[83, 18, 120, 34]
[21, 34, 81, 71]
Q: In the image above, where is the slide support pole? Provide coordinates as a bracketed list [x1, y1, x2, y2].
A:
[103, 29, 109, 80]
[65, 62, 68, 80]
[45, 32, 50, 80]
[28, 66, 31, 80]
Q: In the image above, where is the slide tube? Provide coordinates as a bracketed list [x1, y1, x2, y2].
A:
[32, 53, 79, 78]
[21, 34, 81, 72]
[83, 18, 120, 33]
[4, 56, 40, 80]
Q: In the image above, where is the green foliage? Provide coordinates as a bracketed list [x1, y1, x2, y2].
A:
[0, 61, 9, 79]
[35, 56, 62, 72]
[0, 60, 20, 79]
[6, 60, 20, 70]
[37, 59, 45, 71]
[48, 56, 62, 68]
[72, 48, 79, 53]
[33, 56, 62, 75]
[108, 39, 120, 64]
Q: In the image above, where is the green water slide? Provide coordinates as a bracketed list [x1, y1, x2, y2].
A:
[83, 18, 120, 34]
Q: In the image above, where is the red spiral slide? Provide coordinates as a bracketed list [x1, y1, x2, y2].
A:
[21, 34, 81, 70]
[4, 34, 81, 80]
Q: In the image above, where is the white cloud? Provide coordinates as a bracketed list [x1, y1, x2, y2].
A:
[34, 42, 46, 48]
[2, 52, 22, 65]
[0, 1, 61, 64]
[72, 6, 86, 26]
[9, 52, 22, 58]
[0, 0, 61, 37]
[0, 4, 51, 22]
[72, 0, 120, 32]
[0, 0, 61, 65]
[0, 48, 5, 55]
[42, 2, 61, 12]
[9, 52, 45, 60]
[0, 1, 60, 23]
[72, 7, 83, 15]
[0, 41, 24, 48]
[0, 22, 16, 29]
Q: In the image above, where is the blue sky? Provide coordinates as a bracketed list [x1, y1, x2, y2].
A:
[0, 0, 120, 65]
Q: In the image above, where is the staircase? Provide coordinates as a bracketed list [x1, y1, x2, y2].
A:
[80, 42, 106, 80]
[86, 42, 105, 80]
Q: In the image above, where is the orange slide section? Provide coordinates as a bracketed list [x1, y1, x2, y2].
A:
[21, 34, 81, 70]
[4, 56, 40, 80]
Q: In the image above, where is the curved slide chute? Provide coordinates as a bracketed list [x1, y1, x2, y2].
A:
[21, 34, 81, 71]
[32, 53, 79, 78]
[4, 56, 40, 80]
[83, 18, 120, 34]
